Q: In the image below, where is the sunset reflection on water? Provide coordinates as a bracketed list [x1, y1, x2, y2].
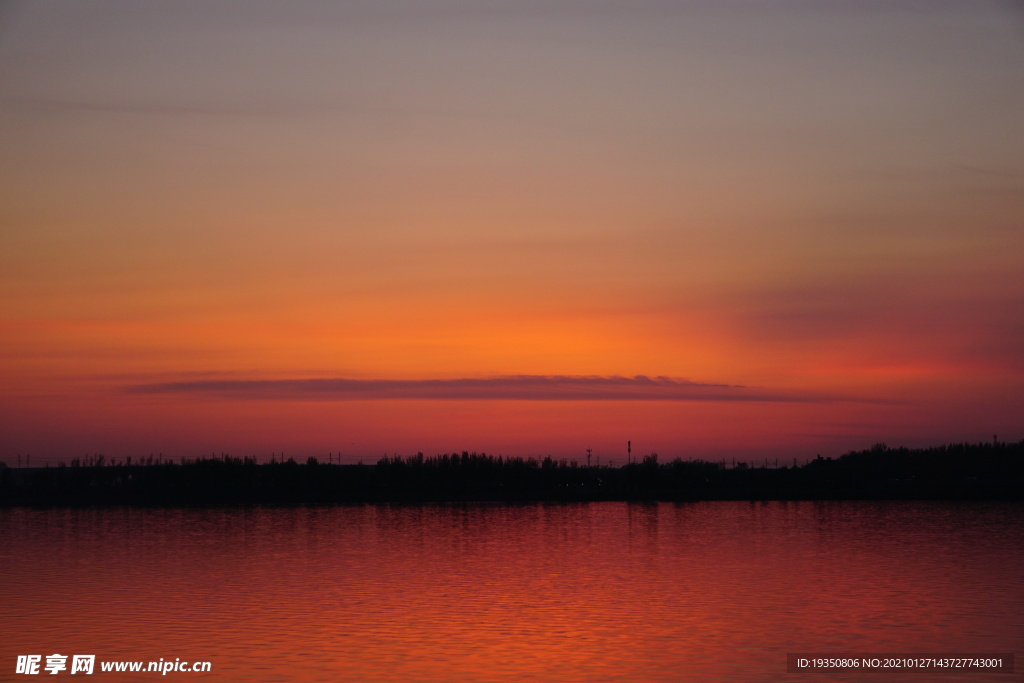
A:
[2, 502, 1021, 682]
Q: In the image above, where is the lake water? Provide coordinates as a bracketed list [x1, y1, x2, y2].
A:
[2, 502, 1021, 682]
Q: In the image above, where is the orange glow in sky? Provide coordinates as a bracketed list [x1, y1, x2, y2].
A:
[1, 1, 1022, 464]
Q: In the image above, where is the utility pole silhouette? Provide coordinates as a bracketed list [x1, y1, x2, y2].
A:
[627, 441, 631, 466]
[586, 448, 592, 467]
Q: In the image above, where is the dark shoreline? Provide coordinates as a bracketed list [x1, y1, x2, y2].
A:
[2, 441, 1021, 506]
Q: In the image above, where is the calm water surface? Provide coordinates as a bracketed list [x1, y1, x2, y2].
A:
[2, 502, 1022, 682]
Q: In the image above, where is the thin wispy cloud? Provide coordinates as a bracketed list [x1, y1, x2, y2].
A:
[129, 374, 832, 402]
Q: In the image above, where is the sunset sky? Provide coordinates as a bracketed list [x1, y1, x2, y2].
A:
[2, 0, 1022, 465]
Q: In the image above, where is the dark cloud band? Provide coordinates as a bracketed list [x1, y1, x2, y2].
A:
[129, 374, 826, 402]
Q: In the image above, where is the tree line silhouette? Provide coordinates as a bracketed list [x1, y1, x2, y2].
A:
[1, 440, 1021, 506]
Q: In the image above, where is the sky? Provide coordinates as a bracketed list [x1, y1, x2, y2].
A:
[1, 0, 1022, 465]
